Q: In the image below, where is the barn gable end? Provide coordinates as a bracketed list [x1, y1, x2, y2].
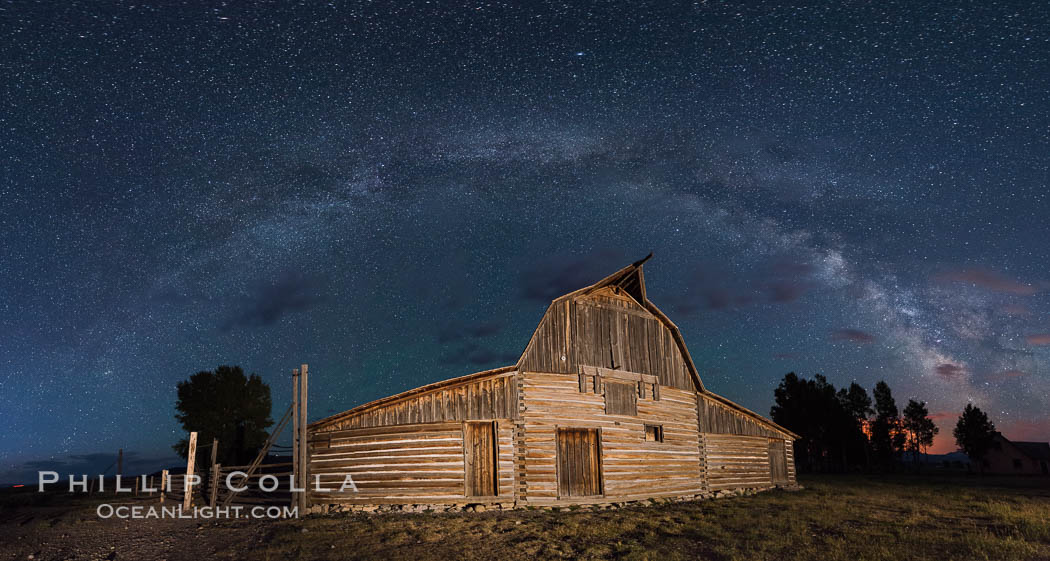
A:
[517, 255, 701, 392]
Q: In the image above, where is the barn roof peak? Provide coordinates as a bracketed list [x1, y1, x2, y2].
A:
[579, 252, 652, 303]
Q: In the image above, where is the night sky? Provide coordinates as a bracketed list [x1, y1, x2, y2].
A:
[2, 1, 1048, 483]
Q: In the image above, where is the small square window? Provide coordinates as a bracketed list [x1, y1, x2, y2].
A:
[605, 381, 637, 415]
[644, 424, 664, 442]
[1013, 459, 1023, 469]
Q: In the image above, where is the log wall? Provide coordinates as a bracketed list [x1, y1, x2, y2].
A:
[518, 371, 703, 504]
[702, 433, 797, 490]
[308, 421, 514, 505]
[698, 393, 797, 490]
[704, 433, 772, 490]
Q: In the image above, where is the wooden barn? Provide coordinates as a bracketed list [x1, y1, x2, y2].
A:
[306, 255, 798, 508]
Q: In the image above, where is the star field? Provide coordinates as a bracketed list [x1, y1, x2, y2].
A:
[1, 1, 1048, 482]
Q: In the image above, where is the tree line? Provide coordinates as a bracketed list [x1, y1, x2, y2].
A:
[770, 373, 999, 472]
[167, 365, 1004, 474]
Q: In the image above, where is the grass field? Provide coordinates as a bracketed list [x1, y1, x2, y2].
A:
[3, 474, 1050, 561]
[254, 475, 1050, 561]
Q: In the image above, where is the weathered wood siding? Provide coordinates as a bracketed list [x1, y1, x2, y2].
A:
[518, 371, 703, 504]
[556, 428, 602, 497]
[308, 421, 514, 504]
[464, 421, 498, 496]
[698, 393, 796, 489]
[520, 288, 694, 390]
[318, 372, 518, 431]
[704, 434, 772, 490]
[701, 434, 796, 490]
[697, 393, 789, 439]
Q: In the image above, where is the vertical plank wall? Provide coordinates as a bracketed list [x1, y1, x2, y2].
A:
[520, 289, 694, 391]
[320, 372, 518, 431]
[518, 370, 703, 504]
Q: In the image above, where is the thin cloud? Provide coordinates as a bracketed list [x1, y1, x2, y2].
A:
[935, 363, 967, 380]
[988, 370, 1028, 382]
[768, 281, 808, 303]
[935, 268, 1038, 295]
[519, 249, 626, 302]
[830, 329, 876, 344]
[222, 271, 327, 331]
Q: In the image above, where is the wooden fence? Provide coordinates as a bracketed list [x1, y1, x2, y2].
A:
[212, 462, 294, 506]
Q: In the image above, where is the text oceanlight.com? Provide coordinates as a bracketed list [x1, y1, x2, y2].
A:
[96, 504, 298, 519]
[38, 470, 360, 520]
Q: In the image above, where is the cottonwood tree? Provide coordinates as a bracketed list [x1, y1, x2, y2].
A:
[772, 373, 866, 472]
[173, 365, 273, 465]
[902, 399, 939, 470]
[953, 404, 996, 473]
[870, 381, 906, 468]
[837, 382, 874, 471]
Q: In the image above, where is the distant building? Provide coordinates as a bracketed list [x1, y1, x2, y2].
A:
[982, 433, 1050, 475]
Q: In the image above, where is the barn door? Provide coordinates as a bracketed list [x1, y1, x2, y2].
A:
[464, 421, 497, 497]
[768, 439, 787, 485]
[557, 428, 602, 497]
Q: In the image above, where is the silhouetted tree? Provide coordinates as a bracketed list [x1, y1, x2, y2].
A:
[773, 375, 941, 473]
[173, 365, 273, 465]
[838, 382, 874, 422]
[953, 404, 996, 473]
[837, 382, 874, 470]
[870, 381, 905, 468]
[902, 399, 938, 470]
[772, 373, 856, 472]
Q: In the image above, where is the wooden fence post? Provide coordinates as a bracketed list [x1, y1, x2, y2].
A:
[160, 469, 168, 503]
[209, 438, 218, 507]
[184, 432, 197, 510]
[210, 464, 221, 508]
[299, 363, 309, 511]
[292, 368, 300, 509]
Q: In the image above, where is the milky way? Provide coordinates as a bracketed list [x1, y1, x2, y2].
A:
[2, 1, 1048, 482]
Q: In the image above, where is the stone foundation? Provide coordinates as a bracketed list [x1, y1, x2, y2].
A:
[308, 484, 801, 515]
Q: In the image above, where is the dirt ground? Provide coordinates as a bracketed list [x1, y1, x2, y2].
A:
[0, 495, 265, 561]
[3, 475, 1050, 561]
